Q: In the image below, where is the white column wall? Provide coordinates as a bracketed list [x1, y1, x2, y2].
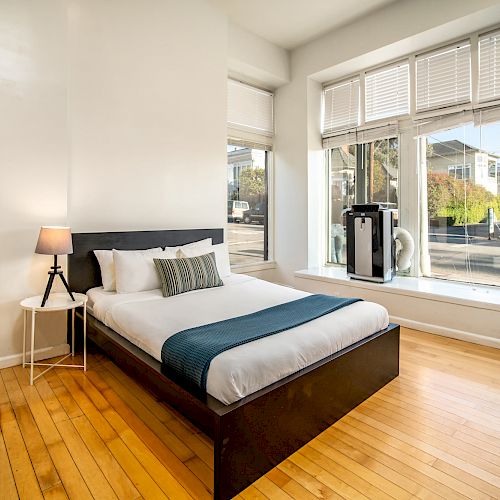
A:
[0, 0, 69, 365]
[0, 0, 232, 365]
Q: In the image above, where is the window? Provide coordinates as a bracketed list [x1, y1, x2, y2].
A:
[365, 63, 409, 122]
[448, 164, 471, 180]
[227, 144, 270, 266]
[479, 30, 500, 103]
[320, 27, 500, 288]
[327, 137, 399, 265]
[421, 122, 500, 286]
[227, 79, 274, 136]
[416, 42, 471, 112]
[489, 159, 498, 178]
[323, 79, 360, 134]
[226, 79, 273, 268]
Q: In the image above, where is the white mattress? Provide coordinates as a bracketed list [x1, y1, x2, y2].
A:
[87, 274, 389, 404]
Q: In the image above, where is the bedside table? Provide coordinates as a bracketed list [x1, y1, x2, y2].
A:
[20, 292, 87, 385]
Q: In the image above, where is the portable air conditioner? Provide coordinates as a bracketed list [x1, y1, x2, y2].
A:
[346, 204, 396, 283]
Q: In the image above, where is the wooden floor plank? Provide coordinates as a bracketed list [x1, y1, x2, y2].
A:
[0, 402, 44, 499]
[1, 326, 499, 500]
[98, 361, 214, 468]
[326, 423, 464, 500]
[70, 369, 205, 499]
[320, 427, 438, 499]
[252, 476, 293, 500]
[43, 370, 83, 420]
[71, 415, 141, 499]
[0, 421, 19, 499]
[290, 450, 364, 499]
[1, 370, 61, 492]
[55, 418, 118, 499]
[54, 369, 172, 500]
[305, 440, 393, 499]
[42, 484, 69, 500]
[340, 415, 489, 500]
[11, 367, 94, 500]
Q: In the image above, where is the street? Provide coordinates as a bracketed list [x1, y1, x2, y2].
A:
[428, 236, 500, 286]
[227, 222, 265, 266]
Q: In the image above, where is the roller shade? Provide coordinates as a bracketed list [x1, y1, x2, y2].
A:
[416, 42, 471, 112]
[479, 30, 500, 103]
[322, 124, 398, 149]
[322, 79, 360, 135]
[227, 79, 274, 136]
[415, 110, 473, 136]
[365, 63, 409, 122]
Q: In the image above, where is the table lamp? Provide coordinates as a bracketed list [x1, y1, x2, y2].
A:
[35, 226, 75, 307]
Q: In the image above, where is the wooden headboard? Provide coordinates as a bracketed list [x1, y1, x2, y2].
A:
[68, 228, 224, 293]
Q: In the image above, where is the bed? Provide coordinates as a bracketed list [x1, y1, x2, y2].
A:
[68, 228, 400, 500]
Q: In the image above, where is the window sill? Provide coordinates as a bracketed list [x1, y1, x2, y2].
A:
[295, 266, 500, 313]
[231, 260, 277, 274]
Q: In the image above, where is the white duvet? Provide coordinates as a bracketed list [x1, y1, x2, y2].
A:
[88, 274, 389, 404]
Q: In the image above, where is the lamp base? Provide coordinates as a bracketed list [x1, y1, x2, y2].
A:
[41, 255, 75, 307]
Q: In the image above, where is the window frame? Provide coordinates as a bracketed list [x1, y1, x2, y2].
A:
[365, 61, 410, 122]
[325, 135, 401, 267]
[320, 25, 500, 283]
[226, 78, 275, 272]
[415, 41, 472, 113]
[322, 25, 500, 130]
[226, 139, 275, 271]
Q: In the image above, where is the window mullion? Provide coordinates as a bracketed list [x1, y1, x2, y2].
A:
[471, 33, 479, 107]
[360, 71, 366, 126]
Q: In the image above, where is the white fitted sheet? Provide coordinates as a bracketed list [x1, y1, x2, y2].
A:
[88, 274, 389, 404]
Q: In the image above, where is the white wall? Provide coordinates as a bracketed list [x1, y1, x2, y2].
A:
[0, 0, 228, 365]
[0, 0, 69, 366]
[67, 0, 227, 233]
[228, 23, 290, 89]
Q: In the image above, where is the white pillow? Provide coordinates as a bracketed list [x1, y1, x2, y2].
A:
[173, 238, 212, 257]
[94, 247, 162, 291]
[113, 247, 177, 293]
[179, 243, 231, 278]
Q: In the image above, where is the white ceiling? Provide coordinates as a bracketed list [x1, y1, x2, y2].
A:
[213, 0, 400, 50]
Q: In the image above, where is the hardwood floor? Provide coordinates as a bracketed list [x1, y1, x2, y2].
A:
[1, 327, 500, 499]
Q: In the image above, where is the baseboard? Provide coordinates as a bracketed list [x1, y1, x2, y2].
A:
[0, 343, 70, 369]
[391, 315, 500, 349]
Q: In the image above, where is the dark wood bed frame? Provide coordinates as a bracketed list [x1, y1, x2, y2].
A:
[68, 228, 400, 500]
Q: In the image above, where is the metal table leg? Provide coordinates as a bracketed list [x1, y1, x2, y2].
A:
[72, 308, 75, 357]
[22, 310, 26, 368]
[30, 309, 36, 385]
[83, 305, 87, 371]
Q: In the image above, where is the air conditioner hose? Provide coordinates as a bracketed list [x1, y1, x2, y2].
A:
[393, 227, 414, 271]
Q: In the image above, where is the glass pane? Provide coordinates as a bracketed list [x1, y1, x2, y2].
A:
[227, 144, 268, 266]
[366, 138, 399, 209]
[424, 122, 500, 286]
[328, 145, 356, 264]
[327, 137, 399, 265]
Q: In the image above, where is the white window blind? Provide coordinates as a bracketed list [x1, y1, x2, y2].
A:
[365, 63, 409, 122]
[322, 124, 399, 149]
[416, 42, 471, 112]
[479, 30, 500, 103]
[322, 79, 360, 135]
[227, 79, 274, 136]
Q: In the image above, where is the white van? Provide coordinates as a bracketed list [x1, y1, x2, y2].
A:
[227, 200, 250, 223]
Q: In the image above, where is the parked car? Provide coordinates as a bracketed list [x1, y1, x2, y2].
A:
[243, 203, 265, 225]
[227, 200, 250, 223]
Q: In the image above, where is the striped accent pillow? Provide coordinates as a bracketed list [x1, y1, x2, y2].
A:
[153, 252, 223, 297]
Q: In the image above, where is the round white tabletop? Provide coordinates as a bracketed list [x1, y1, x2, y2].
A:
[20, 292, 87, 312]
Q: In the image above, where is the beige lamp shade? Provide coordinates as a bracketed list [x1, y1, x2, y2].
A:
[35, 226, 73, 255]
